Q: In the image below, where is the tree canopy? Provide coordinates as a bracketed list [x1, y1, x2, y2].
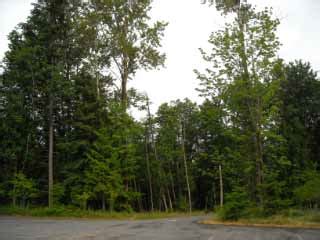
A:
[0, 0, 319, 218]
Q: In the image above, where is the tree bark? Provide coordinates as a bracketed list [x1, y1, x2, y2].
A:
[169, 170, 176, 203]
[48, 94, 54, 208]
[162, 194, 168, 212]
[219, 164, 224, 207]
[167, 188, 173, 211]
[102, 193, 106, 211]
[144, 129, 154, 211]
[181, 119, 192, 213]
[121, 70, 127, 108]
[146, 96, 163, 211]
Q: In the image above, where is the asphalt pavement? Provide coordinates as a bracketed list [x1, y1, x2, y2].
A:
[0, 216, 319, 240]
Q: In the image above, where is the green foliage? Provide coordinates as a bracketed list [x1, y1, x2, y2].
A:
[294, 171, 320, 206]
[0, 205, 205, 219]
[0, 0, 320, 220]
[196, 3, 285, 209]
[71, 191, 91, 210]
[53, 183, 65, 205]
[217, 188, 250, 220]
[8, 173, 38, 207]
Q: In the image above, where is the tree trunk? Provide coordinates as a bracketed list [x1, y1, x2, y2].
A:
[167, 188, 173, 211]
[47, 0, 55, 209]
[219, 164, 224, 207]
[96, 72, 100, 100]
[146, 96, 163, 211]
[144, 130, 154, 211]
[237, 4, 263, 201]
[181, 119, 192, 213]
[109, 198, 114, 213]
[48, 94, 54, 208]
[162, 194, 168, 212]
[12, 193, 16, 207]
[102, 193, 106, 211]
[169, 170, 176, 203]
[120, 14, 129, 110]
[137, 183, 144, 212]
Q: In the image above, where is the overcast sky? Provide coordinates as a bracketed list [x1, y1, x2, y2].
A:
[1, 0, 320, 116]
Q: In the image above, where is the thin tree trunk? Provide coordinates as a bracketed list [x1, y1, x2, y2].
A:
[219, 164, 223, 207]
[162, 194, 168, 212]
[12, 192, 16, 207]
[144, 130, 154, 211]
[213, 184, 217, 208]
[255, 131, 263, 186]
[167, 188, 173, 211]
[96, 73, 100, 100]
[169, 170, 176, 203]
[133, 177, 142, 211]
[22, 134, 30, 172]
[48, 94, 54, 208]
[121, 73, 127, 109]
[205, 196, 208, 212]
[137, 183, 144, 212]
[120, 19, 129, 109]
[47, 0, 55, 209]
[109, 199, 114, 213]
[102, 193, 106, 211]
[146, 96, 163, 211]
[181, 119, 192, 213]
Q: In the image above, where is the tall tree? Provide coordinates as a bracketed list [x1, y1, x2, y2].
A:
[280, 61, 320, 189]
[195, 5, 283, 203]
[86, 0, 167, 109]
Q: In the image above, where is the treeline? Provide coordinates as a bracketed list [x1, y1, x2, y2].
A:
[0, 0, 320, 217]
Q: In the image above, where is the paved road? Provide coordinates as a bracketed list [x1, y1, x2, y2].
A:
[0, 216, 319, 240]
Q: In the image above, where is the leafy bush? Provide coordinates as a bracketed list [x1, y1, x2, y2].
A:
[8, 173, 38, 207]
[53, 183, 65, 205]
[176, 196, 188, 212]
[71, 191, 91, 210]
[216, 188, 250, 220]
[244, 206, 265, 218]
[294, 171, 320, 207]
[282, 208, 305, 218]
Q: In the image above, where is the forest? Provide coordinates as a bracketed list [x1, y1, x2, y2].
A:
[0, 0, 319, 220]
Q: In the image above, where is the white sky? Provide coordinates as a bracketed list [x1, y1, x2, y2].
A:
[1, 0, 320, 117]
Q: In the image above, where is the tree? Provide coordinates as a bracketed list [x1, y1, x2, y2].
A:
[281, 61, 320, 170]
[202, 0, 241, 13]
[195, 4, 283, 204]
[8, 173, 38, 208]
[85, 128, 123, 212]
[279, 61, 320, 205]
[86, 0, 167, 109]
[156, 99, 198, 211]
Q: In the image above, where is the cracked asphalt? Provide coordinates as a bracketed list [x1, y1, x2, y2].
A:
[0, 216, 319, 240]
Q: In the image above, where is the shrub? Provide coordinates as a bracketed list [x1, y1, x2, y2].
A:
[8, 173, 38, 207]
[216, 188, 250, 220]
[53, 183, 65, 205]
[294, 171, 320, 207]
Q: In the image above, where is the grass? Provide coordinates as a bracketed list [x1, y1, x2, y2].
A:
[202, 209, 320, 229]
[0, 205, 205, 220]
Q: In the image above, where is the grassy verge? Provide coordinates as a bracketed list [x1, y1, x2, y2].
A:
[0, 206, 204, 220]
[202, 209, 320, 229]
